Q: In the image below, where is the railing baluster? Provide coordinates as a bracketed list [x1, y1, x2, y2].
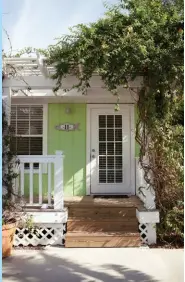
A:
[29, 163, 33, 204]
[54, 151, 64, 210]
[39, 163, 42, 204]
[48, 163, 51, 205]
[20, 163, 25, 197]
[12, 162, 19, 202]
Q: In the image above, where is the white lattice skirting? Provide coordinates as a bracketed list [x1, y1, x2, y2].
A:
[14, 224, 66, 246]
[137, 209, 160, 245]
[139, 223, 150, 244]
[14, 209, 68, 247]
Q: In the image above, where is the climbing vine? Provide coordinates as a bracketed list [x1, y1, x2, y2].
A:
[2, 101, 20, 224]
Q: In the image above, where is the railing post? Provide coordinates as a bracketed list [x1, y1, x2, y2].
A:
[135, 157, 156, 209]
[12, 159, 19, 202]
[54, 151, 64, 210]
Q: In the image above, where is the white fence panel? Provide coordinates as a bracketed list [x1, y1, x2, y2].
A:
[17, 151, 64, 209]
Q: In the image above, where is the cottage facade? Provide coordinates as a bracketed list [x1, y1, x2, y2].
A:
[3, 57, 159, 247]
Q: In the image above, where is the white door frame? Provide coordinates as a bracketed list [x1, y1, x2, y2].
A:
[86, 104, 135, 195]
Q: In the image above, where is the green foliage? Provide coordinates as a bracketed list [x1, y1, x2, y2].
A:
[43, 0, 183, 94]
[159, 203, 184, 244]
[41, 0, 183, 244]
[2, 109, 18, 198]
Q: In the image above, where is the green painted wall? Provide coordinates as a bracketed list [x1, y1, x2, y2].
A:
[48, 104, 86, 196]
[23, 103, 139, 200]
[23, 103, 86, 199]
[23, 174, 48, 199]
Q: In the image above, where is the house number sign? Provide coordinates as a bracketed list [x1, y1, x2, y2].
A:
[55, 123, 80, 132]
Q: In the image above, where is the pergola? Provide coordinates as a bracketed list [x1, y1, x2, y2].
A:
[3, 56, 140, 108]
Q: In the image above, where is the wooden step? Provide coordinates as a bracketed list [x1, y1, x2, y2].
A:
[68, 216, 138, 222]
[67, 220, 138, 232]
[65, 231, 141, 248]
[64, 196, 143, 208]
[68, 207, 136, 219]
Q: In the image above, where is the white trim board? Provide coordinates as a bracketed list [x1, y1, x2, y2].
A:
[10, 87, 138, 104]
[86, 104, 135, 195]
[3, 75, 143, 89]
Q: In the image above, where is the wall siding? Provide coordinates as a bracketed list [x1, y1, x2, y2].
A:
[48, 104, 86, 196]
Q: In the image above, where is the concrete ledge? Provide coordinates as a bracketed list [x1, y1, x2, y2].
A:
[136, 209, 160, 224]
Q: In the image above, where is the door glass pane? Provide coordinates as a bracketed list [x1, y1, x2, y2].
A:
[115, 156, 122, 169]
[107, 129, 114, 141]
[107, 115, 114, 128]
[99, 170, 106, 183]
[99, 129, 106, 141]
[107, 156, 114, 169]
[115, 129, 122, 141]
[107, 170, 114, 183]
[99, 156, 106, 169]
[99, 143, 106, 155]
[107, 143, 114, 155]
[115, 171, 123, 183]
[98, 114, 123, 184]
[115, 115, 122, 128]
[115, 142, 122, 155]
[99, 115, 106, 128]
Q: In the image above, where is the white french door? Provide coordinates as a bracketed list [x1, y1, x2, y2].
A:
[89, 105, 134, 195]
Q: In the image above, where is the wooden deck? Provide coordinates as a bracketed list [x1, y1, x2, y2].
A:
[64, 195, 143, 208]
[22, 195, 143, 209]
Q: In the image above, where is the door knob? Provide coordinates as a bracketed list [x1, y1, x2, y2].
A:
[91, 155, 95, 159]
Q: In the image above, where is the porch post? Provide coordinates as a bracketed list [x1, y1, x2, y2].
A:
[136, 157, 160, 245]
[147, 224, 157, 245]
[136, 157, 156, 209]
[54, 151, 64, 210]
[136, 209, 160, 245]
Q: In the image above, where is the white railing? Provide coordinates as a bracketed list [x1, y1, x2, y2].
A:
[15, 151, 64, 210]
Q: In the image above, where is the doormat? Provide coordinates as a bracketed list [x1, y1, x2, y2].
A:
[93, 195, 130, 199]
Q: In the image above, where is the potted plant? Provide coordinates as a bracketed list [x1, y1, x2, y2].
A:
[2, 201, 20, 258]
[2, 106, 20, 258]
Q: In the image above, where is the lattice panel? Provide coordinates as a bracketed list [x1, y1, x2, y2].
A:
[139, 223, 148, 244]
[14, 224, 66, 246]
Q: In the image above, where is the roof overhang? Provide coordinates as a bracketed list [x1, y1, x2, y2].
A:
[3, 57, 143, 100]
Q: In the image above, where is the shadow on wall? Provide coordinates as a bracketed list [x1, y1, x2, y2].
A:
[2, 250, 158, 282]
[65, 167, 85, 196]
[65, 163, 94, 196]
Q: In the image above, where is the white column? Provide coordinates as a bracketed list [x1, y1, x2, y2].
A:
[147, 224, 157, 245]
[136, 209, 159, 245]
[135, 157, 156, 209]
[54, 151, 64, 210]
